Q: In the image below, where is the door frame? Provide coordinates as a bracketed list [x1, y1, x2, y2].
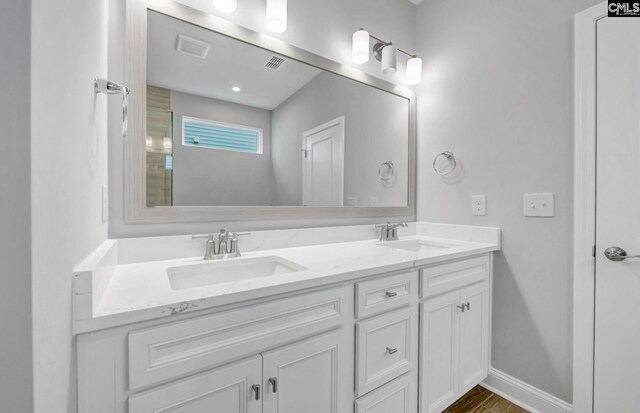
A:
[573, 3, 607, 413]
[301, 116, 345, 206]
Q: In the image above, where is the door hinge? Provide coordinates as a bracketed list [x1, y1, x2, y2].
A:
[592, 245, 596, 258]
[301, 149, 308, 158]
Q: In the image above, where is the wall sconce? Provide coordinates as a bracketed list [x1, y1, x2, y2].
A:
[213, 0, 237, 13]
[213, 0, 288, 33]
[266, 0, 287, 33]
[352, 28, 422, 85]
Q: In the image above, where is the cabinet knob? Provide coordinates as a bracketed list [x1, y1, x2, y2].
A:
[386, 346, 398, 355]
[251, 384, 261, 400]
[385, 291, 398, 298]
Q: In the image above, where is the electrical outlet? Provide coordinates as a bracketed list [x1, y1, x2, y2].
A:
[523, 193, 554, 217]
[347, 197, 358, 206]
[370, 197, 378, 206]
[472, 195, 486, 216]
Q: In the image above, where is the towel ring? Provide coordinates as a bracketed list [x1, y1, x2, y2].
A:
[378, 161, 395, 181]
[433, 151, 457, 176]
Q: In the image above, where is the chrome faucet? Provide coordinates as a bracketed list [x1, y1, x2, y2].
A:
[192, 229, 251, 260]
[375, 222, 408, 242]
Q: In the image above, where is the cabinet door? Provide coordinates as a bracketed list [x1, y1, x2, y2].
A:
[458, 280, 490, 394]
[419, 290, 460, 413]
[263, 330, 350, 413]
[129, 356, 262, 413]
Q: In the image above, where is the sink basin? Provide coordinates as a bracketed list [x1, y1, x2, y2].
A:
[167, 256, 308, 290]
[379, 239, 452, 253]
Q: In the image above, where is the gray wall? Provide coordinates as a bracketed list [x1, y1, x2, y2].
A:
[31, 0, 110, 411]
[109, 0, 416, 238]
[271, 72, 409, 207]
[415, 0, 601, 403]
[0, 1, 33, 411]
[170, 90, 273, 206]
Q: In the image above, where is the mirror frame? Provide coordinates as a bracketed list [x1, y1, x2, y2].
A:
[125, 0, 416, 223]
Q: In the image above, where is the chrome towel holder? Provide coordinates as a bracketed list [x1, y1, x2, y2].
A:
[378, 161, 395, 181]
[433, 150, 457, 176]
[94, 78, 130, 137]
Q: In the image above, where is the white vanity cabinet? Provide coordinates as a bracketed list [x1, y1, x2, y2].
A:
[77, 253, 493, 413]
[419, 255, 491, 413]
[129, 331, 348, 413]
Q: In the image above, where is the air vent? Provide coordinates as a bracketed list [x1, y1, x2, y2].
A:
[264, 55, 286, 70]
[175, 34, 210, 59]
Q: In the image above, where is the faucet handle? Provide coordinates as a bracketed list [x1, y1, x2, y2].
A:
[192, 233, 214, 240]
[229, 232, 251, 257]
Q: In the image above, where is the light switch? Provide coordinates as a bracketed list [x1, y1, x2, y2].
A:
[472, 195, 486, 216]
[523, 193, 554, 217]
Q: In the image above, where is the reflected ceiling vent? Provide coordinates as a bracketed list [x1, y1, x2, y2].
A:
[175, 34, 210, 59]
[264, 55, 286, 70]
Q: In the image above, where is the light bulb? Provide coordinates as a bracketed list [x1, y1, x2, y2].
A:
[213, 0, 236, 13]
[266, 0, 287, 33]
[381, 44, 397, 75]
[352, 29, 370, 64]
[406, 56, 423, 85]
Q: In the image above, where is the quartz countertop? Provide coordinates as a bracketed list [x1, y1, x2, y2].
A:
[73, 223, 500, 334]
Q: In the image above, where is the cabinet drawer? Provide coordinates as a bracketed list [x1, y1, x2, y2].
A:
[356, 307, 417, 396]
[129, 356, 262, 413]
[128, 286, 350, 390]
[356, 271, 417, 318]
[355, 373, 416, 413]
[420, 255, 490, 298]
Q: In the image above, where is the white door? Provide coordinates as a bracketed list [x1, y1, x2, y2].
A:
[419, 290, 459, 413]
[302, 117, 344, 206]
[262, 331, 349, 413]
[458, 281, 489, 395]
[128, 356, 262, 413]
[594, 16, 640, 411]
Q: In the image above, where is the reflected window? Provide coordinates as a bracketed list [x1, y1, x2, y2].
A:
[182, 116, 263, 154]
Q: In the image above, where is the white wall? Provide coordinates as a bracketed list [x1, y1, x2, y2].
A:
[31, 0, 110, 411]
[171, 91, 273, 206]
[271, 72, 409, 207]
[108, 0, 416, 237]
[0, 1, 33, 411]
[415, 0, 601, 403]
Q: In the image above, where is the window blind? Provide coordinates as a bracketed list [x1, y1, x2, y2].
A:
[183, 117, 261, 154]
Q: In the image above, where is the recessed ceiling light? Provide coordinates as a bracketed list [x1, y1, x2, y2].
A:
[232, 86, 241, 92]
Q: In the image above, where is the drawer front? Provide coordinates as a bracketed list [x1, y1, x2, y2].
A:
[129, 286, 350, 390]
[356, 271, 417, 318]
[356, 306, 417, 396]
[355, 373, 416, 413]
[420, 255, 490, 298]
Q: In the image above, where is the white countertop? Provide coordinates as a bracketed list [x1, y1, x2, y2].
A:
[73, 223, 500, 334]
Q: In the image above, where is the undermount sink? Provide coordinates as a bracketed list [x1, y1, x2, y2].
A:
[167, 256, 308, 290]
[379, 239, 453, 253]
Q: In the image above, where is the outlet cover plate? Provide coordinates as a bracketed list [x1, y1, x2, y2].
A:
[523, 193, 554, 217]
[472, 195, 486, 216]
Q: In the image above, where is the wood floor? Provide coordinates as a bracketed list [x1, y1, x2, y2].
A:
[444, 385, 529, 413]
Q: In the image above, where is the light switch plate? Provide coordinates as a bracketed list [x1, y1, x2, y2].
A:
[523, 193, 554, 217]
[472, 195, 486, 216]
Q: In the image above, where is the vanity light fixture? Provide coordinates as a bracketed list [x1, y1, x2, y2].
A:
[352, 28, 422, 84]
[213, 0, 237, 13]
[266, 0, 287, 33]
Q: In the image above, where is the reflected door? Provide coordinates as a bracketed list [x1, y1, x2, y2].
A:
[594, 16, 640, 411]
[302, 117, 344, 206]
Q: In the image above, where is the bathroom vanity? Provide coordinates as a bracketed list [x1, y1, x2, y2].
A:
[74, 223, 499, 413]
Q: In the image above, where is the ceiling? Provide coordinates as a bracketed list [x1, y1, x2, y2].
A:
[147, 11, 322, 110]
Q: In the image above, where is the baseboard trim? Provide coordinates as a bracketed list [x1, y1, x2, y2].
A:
[481, 368, 573, 413]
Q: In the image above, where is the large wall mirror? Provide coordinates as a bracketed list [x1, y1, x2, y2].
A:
[126, 0, 415, 222]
